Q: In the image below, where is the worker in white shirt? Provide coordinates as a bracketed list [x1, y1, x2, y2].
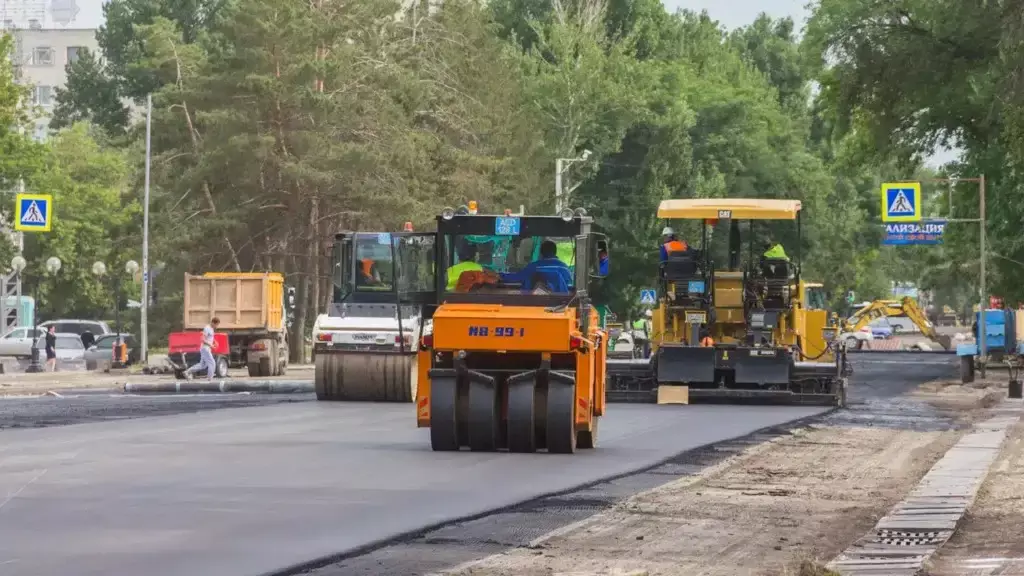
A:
[186, 317, 221, 380]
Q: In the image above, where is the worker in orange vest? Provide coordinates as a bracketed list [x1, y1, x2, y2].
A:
[660, 227, 690, 261]
[358, 258, 381, 286]
[699, 328, 714, 347]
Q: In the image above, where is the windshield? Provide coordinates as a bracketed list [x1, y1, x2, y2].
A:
[353, 233, 396, 292]
[443, 233, 576, 295]
[331, 232, 436, 303]
[806, 286, 827, 310]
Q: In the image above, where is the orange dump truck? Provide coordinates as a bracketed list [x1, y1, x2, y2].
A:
[183, 272, 291, 377]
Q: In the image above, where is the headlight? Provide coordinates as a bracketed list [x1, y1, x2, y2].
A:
[441, 207, 456, 220]
[822, 328, 837, 342]
[559, 208, 574, 221]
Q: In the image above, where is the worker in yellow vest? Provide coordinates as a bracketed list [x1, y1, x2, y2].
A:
[763, 240, 789, 261]
[555, 239, 575, 268]
[446, 241, 483, 290]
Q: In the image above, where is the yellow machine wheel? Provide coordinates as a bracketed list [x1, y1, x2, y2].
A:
[314, 353, 417, 402]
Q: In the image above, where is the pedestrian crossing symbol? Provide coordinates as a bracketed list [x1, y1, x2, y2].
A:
[14, 193, 53, 232]
[639, 289, 657, 305]
[881, 182, 921, 222]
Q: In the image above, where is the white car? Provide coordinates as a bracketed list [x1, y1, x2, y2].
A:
[0, 326, 44, 358]
[33, 334, 87, 362]
[839, 326, 874, 349]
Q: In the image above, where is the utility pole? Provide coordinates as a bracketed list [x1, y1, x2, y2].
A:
[554, 150, 592, 213]
[141, 94, 152, 364]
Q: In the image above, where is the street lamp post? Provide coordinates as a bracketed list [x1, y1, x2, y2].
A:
[93, 260, 140, 369]
[19, 256, 61, 373]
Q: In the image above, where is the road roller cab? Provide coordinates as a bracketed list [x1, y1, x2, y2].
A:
[417, 206, 610, 453]
[313, 230, 436, 402]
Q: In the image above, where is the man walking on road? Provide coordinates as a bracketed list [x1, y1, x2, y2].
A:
[186, 317, 220, 380]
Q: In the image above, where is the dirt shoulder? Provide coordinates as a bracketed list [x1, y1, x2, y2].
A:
[923, 408, 1024, 575]
[0, 364, 315, 397]
[439, 384, 1002, 576]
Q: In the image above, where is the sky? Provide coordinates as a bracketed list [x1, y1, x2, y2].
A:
[663, 0, 960, 166]
[662, 0, 810, 31]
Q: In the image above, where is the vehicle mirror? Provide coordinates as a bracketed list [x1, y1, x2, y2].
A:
[591, 236, 609, 279]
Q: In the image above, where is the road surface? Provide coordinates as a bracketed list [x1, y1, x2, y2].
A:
[0, 401, 824, 576]
[305, 352, 959, 576]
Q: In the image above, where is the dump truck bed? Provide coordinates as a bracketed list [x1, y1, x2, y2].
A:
[183, 273, 285, 333]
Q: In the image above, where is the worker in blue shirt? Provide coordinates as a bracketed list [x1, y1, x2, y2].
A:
[501, 240, 573, 292]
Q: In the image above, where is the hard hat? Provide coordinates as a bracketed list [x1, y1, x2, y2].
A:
[661, 226, 674, 236]
[403, 222, 413, 232]
[468, 200, 478, 215]
[645, 310, 653, 318]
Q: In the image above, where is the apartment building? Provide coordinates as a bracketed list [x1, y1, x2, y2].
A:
[3, 0, 102, 141]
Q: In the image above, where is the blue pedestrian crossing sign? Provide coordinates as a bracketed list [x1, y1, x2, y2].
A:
[639, 289, 657, 305]
[880, 182, 921, 222]
[14, 193, 53, 232]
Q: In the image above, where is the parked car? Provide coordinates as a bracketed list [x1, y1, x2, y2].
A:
[32, 334, 87, 362]
[841, 325, 874, 349]
[0, 326, 44, 358]
[869, 318, 895, 339]
[84, 333, 140, 370]
[39, 319, 113, 338]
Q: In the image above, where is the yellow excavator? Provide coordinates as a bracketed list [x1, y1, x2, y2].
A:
[843, 297, 951, 350]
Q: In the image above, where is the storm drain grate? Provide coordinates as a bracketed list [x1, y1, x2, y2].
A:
[871, 529, 943, 546]
[826, 408, 1019, 576]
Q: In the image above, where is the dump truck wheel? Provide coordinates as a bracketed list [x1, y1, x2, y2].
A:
[247, 363, 260, 377]
[430, 375, 460, 451]
[546, 382, 577, 454]
[467, 379, 500, 452]
[259, 356, 272, 377]
[577, 415, 598, 449]
[507, 378, 537, 453]
[960, 356, 975, 384]
[215, 357, 229, 378]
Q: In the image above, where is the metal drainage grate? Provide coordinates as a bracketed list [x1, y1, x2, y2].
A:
[871, 529, 943, 546]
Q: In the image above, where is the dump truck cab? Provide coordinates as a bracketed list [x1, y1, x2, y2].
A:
[416, 206, 610, 453]
[313, 229, 436, 402]
[651, 198, 847, 406]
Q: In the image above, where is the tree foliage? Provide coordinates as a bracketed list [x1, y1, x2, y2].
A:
[28, 0, 1003, 348]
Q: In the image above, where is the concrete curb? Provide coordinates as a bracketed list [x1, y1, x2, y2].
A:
[828, 401, 1021, 575]
[123, 380, 314, 394]
[848, 348, 954, 355]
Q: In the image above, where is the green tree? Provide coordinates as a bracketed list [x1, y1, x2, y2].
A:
[50, 49, 130, 136]
[23, 123, 139, 320]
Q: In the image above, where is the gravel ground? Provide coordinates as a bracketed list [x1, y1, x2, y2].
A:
[294, 353, 964, 576]
[923, 379, 1024, 576]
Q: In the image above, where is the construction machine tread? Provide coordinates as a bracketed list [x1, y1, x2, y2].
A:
[467, 378, 500, 452]
[506, 377, 537, 453]
[430, 375, 461, 451]
[313, 353, 416, 402]
[546, 379, 577, 454]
